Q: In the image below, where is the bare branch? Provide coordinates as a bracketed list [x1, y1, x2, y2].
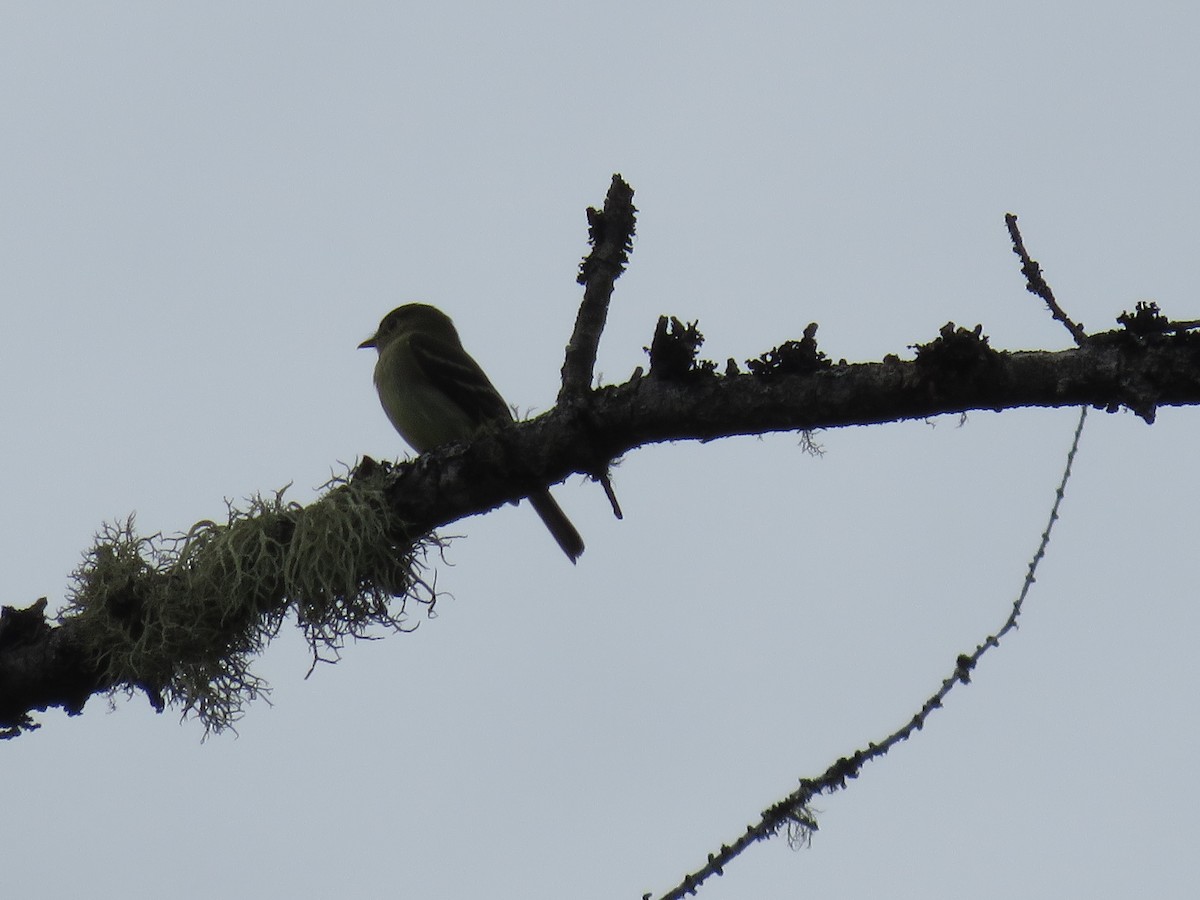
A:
[559, 173, 636, 399]
[558, 174, 636, 517]
[1005, 213, 1088, 346]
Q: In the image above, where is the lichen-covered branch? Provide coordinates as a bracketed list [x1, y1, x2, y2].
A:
[4, 310, 1199, 737]
[3, 172, 1198, 743]
[1, 474, 439, 737]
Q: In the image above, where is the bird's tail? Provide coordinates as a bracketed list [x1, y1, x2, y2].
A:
[527, 489, 585, 563]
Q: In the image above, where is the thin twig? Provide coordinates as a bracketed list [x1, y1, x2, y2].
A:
[1005, 213, 1088, 346]
[650, 406, 1089, 900]
[599, 472, 624, 520]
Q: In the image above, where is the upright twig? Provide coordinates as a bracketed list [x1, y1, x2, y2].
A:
[557, 175, 635, 519]
[649, 407, 1089, 900]
[559, 174, 637, 400]
[1005, 213, 1088, 346]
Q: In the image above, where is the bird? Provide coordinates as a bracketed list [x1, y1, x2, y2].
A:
[359, 303, 584, 562]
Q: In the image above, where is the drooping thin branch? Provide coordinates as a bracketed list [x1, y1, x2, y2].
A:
[1005, 213, 1088, 346]
[650, 406, 1089, 900]
[559, 173, 636, 400]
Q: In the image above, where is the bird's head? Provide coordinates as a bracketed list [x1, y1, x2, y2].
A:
[358, 303, 461, 351]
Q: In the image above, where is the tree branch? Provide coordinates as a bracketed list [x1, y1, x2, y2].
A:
[4, 314, 1199, 735]
[559, 173, 636, 400]
[1005, 213, 1088, 346]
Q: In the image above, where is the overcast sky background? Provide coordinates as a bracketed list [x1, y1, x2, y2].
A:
[3, 3, 1199, 898]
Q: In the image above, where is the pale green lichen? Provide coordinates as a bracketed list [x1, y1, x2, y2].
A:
[60, 468, 439, 734]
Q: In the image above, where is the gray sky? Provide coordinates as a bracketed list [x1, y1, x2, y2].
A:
[3, 3, 1199, 898]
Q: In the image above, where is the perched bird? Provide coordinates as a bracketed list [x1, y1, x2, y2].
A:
[359, 303, 584, 562]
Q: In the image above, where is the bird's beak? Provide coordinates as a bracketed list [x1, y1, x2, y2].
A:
[358, 334, 377, 349]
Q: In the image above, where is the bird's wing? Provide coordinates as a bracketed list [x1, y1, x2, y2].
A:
[408, 333, 514, 423]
